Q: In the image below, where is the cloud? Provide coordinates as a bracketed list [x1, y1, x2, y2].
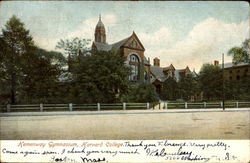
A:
[138, 27, 173, 49]
[33, 37, 59, 51]
[33, 16, 249, 72]
[157, 18, 249, 71]
[33, 14, 117, 51]
[67, 14, 117, 39]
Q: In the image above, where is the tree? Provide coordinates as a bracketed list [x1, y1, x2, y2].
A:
[122, 84, 158, 103]
[228, 39, 250, 64]
[178, 74, 199, 101]
[67, 50, 131, 103]
[228, 47, 249, 64]
[238, 77, 250, 101]
[161, 77, 178, 100]
[224, 72, 250, 101]
[20, 48, 66, 103]
[56, 37, 91, 72]
[199, 64, 222, 101]
[0, 16, 66, 104]
[0, 15, 34, 104]
[56, 37, 91, 57]
[35, 48, 67, 68]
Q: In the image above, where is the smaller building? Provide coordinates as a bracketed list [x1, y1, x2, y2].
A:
[214, 60, 250, 81]
[150, 57, 192, 94]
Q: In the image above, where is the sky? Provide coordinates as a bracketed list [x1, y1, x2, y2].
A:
[0, 1, 249, 71]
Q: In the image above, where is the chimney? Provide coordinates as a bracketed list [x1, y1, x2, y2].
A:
[214, 60, 219, 66]
[154, 57, 160, 67]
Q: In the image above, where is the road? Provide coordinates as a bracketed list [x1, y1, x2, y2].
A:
[0, 108, 249, 139]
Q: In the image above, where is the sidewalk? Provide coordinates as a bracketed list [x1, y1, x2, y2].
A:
[1, 108, 249, 117]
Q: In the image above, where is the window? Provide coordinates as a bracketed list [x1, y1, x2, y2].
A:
[129, 54, 140, 81]
[236, 75, 240, 80]
[129, 54, 139, 63]
[229, 70, 232, 73]
[229, 76, 232, 80]
[129, 65, 139, 81]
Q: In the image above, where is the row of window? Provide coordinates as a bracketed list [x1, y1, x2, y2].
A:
[228, 68, 249, 73]
[228, 74, 248, 80]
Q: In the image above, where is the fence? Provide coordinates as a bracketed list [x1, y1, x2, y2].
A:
[0, 103, 152, 112]
[0, 101, 249, 112]
[162, 101, 250, 109]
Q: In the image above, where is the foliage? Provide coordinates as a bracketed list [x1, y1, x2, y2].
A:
[228, 47, 249, 64]
[228, 39, 250, 64]
[122, 84, 158, 103]
[177, 74, 199, 100]
[2, 15, 248, 105]
[0, 16, 65, 104]
[56, 37, 91, 57]
[35, 48, 67, 68]
[199, 64, 222, 101]
[0, 16, 34, 104]
[161, 77, 178, 100]
[66, 50, 131, 103]
[225, 75, 250, 101]
[20, 48, 66, 103]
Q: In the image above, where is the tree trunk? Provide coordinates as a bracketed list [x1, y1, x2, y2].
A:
[10, 72, 16, 104]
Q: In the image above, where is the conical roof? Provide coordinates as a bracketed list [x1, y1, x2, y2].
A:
[96, 15, 105, 28]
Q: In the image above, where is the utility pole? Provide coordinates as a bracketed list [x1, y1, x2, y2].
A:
[222, 53, 225, 110]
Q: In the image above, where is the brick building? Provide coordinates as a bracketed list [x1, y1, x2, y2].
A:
[214, 60, 250, 81]
[91, 16, 196, 95]
[150, 57, 192, 94]
[91, 16, 150, 84]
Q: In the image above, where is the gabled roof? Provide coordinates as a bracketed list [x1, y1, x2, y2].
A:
[150, 66, 168, 82]
[92, 32, 145, 52]
[111, 37, 130, 50]
[175, 66, 192, 81]
[163, 64, 175, 71]
[185, 66, 191, 72]
[128, 32, 145, 51]
[177, 66, 190, 73]
[151, 64, 193, 83]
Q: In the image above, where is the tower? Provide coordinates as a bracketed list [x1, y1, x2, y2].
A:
[94, 15, 106, 43]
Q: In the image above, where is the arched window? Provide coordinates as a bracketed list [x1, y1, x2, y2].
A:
[129, 54, 140, 81]
[129, 54, 139, 63]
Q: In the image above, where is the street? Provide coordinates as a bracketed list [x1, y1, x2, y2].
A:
[0, 108, 249, 139]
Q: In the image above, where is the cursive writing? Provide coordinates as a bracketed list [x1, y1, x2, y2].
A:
[80, 157, 106, 162]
